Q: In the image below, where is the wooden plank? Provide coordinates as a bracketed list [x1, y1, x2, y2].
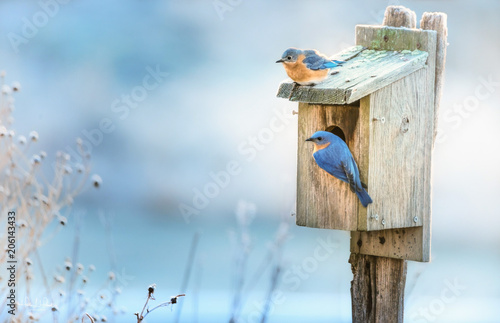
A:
[357, 96, 371, 230]
[276, 45, 428, 105]
[296, 102, 363, 231]
[351, 227, 426, 262]
[361, 69, 430, 231]
[420, 12, 448, 144]
[345, 49, 428, 103]
[350, 253, 407, 322]
[355, 25, 436, 52]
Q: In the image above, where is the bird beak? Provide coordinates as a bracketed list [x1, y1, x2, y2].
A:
[276, 59, 284, 63]
[305, 138, 314, 142]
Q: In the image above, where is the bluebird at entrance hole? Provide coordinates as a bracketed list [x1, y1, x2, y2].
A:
[276, 48, 344, 85]
[306, 131, 372, 207]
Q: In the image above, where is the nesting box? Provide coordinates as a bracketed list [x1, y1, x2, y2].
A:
[277, 25, 438, 262]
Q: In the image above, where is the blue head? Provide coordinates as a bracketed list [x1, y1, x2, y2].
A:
[306, 131, 344, 152]
[276, 48, 302, 64]
[305, 131, 337, 145]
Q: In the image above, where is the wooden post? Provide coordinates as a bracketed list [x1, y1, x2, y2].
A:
[420, 12, 448, 143]
[349, 253, 407, 323]
[382, 5, 417, 28]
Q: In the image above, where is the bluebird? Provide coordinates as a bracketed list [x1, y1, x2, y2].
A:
[276, 48, 344, 85]
[306, 131, 372, 207]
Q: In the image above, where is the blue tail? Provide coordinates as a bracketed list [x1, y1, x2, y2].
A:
[356, 188, 373, 207]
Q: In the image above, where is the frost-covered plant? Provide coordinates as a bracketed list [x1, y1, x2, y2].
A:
[0, 72, 104, 322]
[134, 284, 185, 323]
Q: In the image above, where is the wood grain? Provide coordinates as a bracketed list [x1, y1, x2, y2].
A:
[362, 69, 431, 232]
[296, 102, 363, 231]
[382, 5, 417, 28]
[351, 226, 427, 262]
[355, 25, 436, 52]
[350, 253, 407, 322]
[420, 12, 448, 144]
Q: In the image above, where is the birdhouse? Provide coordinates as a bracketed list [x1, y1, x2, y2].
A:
[277, 25, 439, 262]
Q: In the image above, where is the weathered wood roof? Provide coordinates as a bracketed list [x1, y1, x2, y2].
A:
[276, 45, 428, 104]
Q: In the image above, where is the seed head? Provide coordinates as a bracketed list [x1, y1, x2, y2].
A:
[63, 165, 73, 175]
[91, 174, 102, 188]
[12, 81, 21, 92]
[54, 275, 65, 283]
[29, 131, 38, 141]
[148, 284, 156, 298]
[76, 164, 85, 173]
[58, 215, 67, 226]
[32, 155, 41, 165]
[16, 219, 27, 228]
[18, 135, 26, 145]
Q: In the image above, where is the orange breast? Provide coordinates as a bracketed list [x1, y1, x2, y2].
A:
[313, 142, 330, 153]
[283, 54, 329, 84]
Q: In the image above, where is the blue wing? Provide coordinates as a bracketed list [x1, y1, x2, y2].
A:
[341, 159, 361, 193]
[312, 136, 372, 206]
[313, 141, 363, 192]
[303, 51, 345, 70]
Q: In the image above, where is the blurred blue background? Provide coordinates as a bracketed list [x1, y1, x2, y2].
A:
[1, 0, 499, 322]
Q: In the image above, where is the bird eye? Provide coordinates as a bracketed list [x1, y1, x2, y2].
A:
[317, 137, 323, 141]
[287, 56, 292, 60]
